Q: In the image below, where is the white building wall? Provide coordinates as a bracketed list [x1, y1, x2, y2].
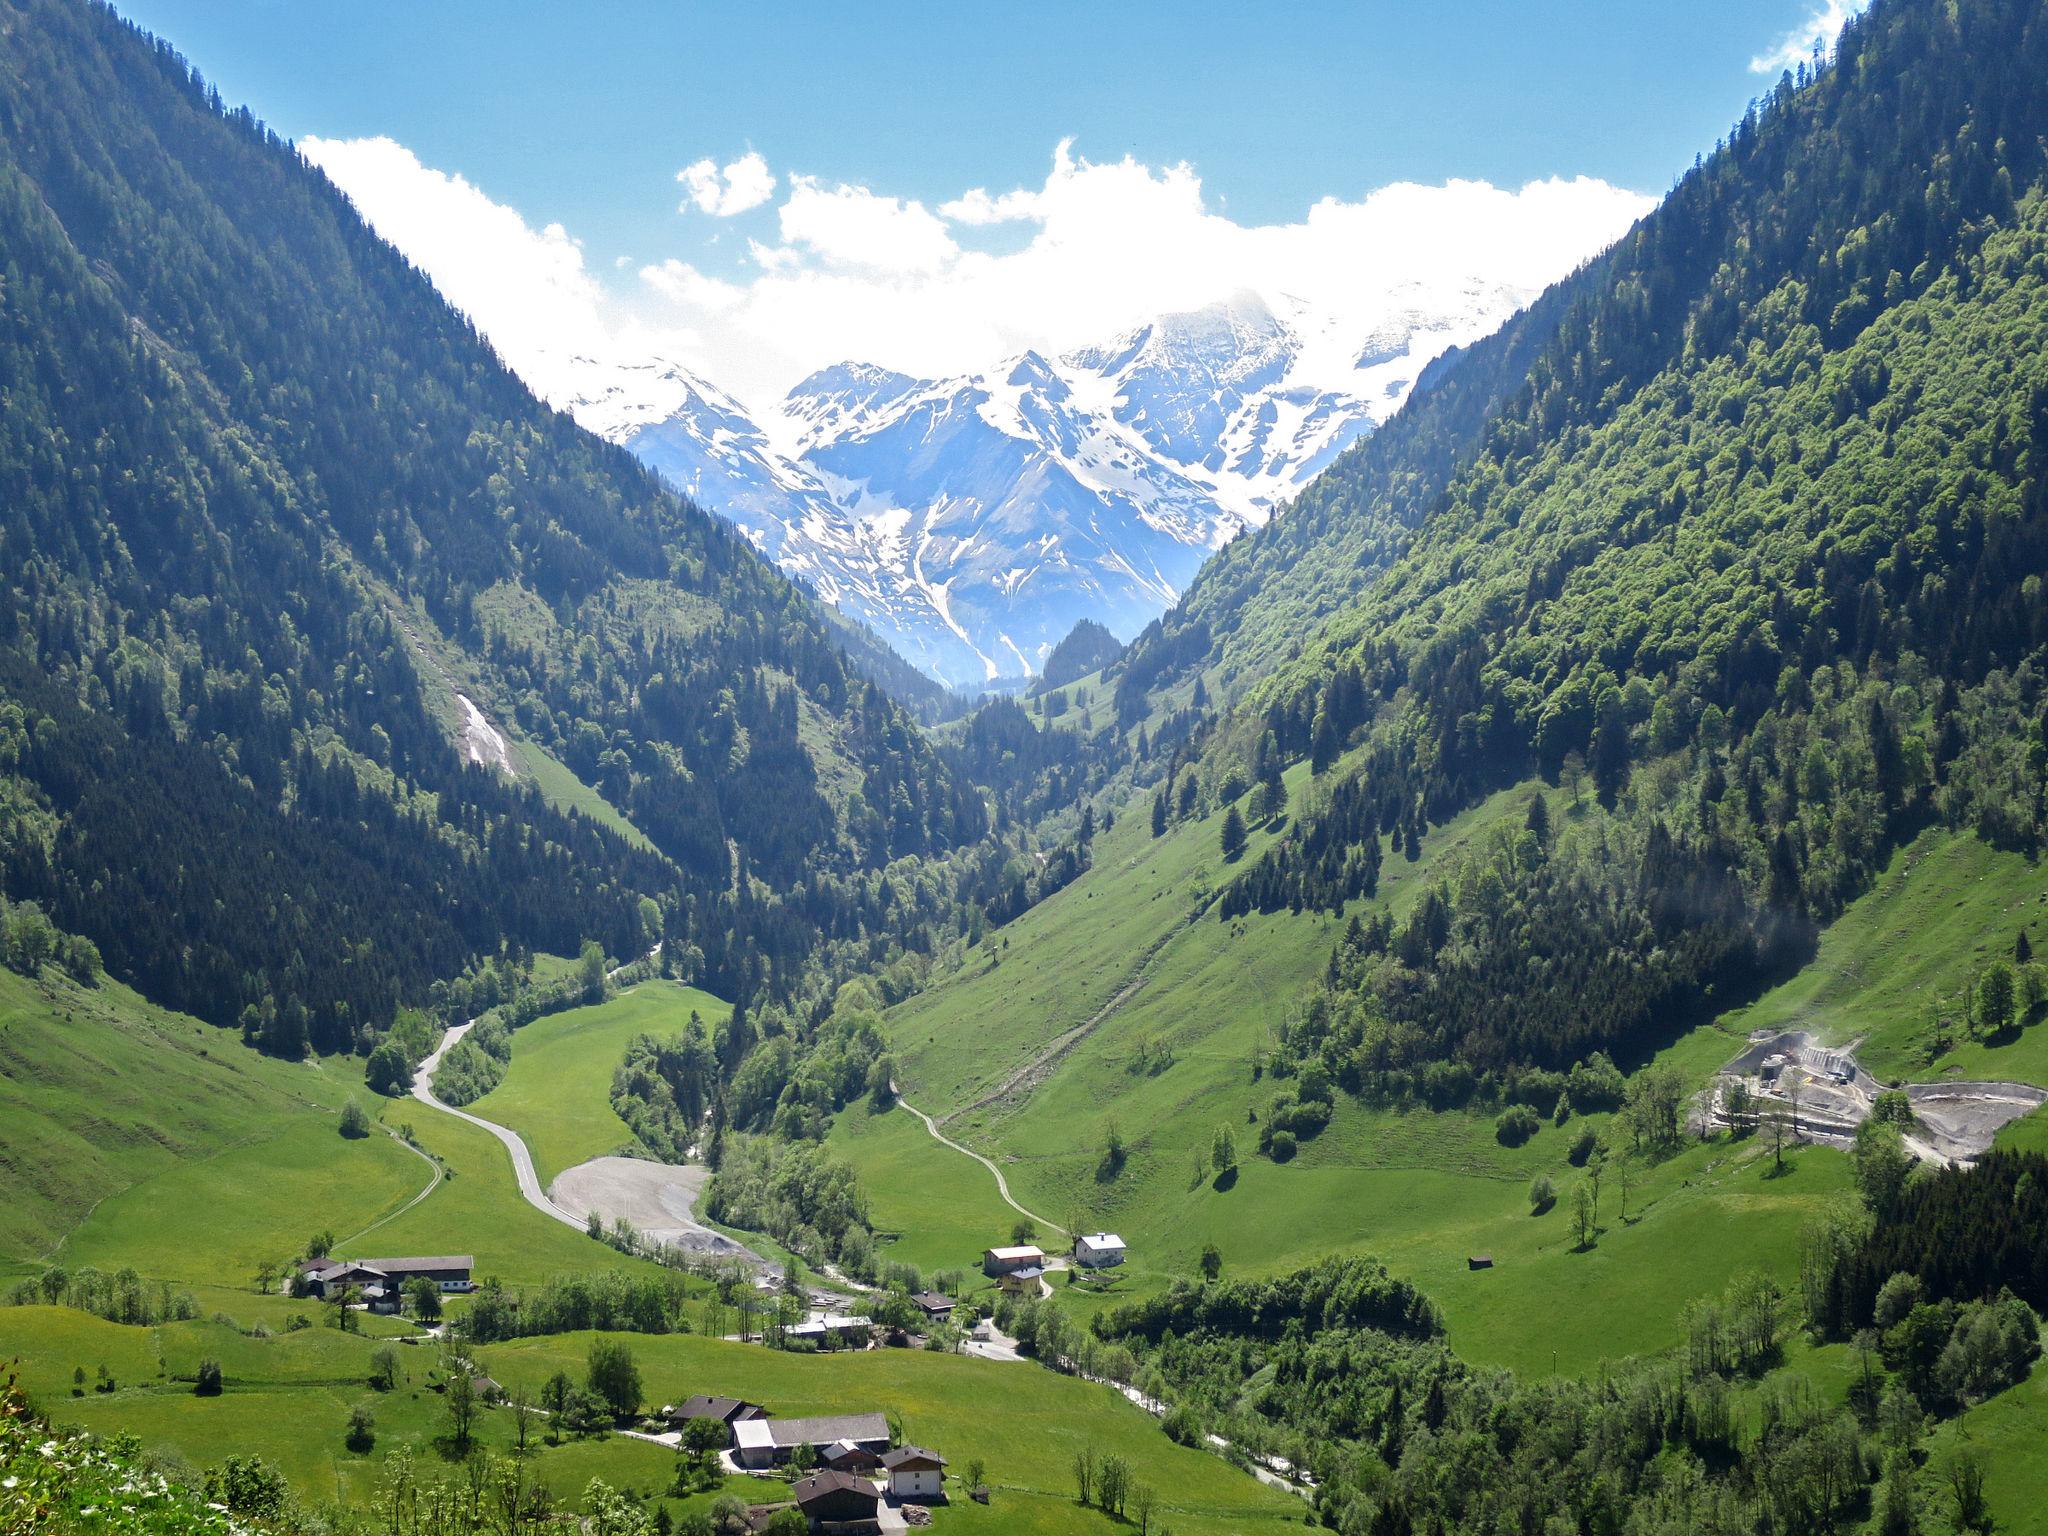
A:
[892, 1467, 942, 1499]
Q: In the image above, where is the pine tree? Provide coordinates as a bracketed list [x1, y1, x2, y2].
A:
[1220, 806, 1247, 861]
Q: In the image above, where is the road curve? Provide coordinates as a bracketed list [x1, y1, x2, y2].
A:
[893, 1082, 1066, 1238]
[410, 1018, 587, 1232]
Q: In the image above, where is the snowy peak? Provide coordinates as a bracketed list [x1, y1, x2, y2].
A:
[782, 361, 922, 452]
[560, 281, 1540, 691]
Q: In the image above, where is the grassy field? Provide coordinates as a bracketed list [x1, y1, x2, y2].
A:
[0, 1304, 677, 1515]
[0, 1304, 1302, 1535]
[344, 1099, 661, 1289]
[0, 965, 405, 1273]
[825, 1100, 1015, 1277]
[508, 737, 655, 853]
[470, 980, 731, 1185]
[0, 941, 669, 1310]
[1924, 1353, 2048, 1532]
[482, 1330, 1303, 1536]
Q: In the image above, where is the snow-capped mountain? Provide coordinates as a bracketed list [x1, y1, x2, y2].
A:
[552, 284, 1530, 690]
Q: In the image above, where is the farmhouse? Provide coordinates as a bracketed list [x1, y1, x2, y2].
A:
[910, 1291, 955, 1322]
[790, 1469, 882, 1533]
[732, 1411, 891, 1470]
[298, 1255, 474, 1307]
[982, 1244, 1044, 1277]
[822, 1439, 883, 1473]
[1072, 1232, 1127, 1269]
[786, 1312, 870, 1349]
[664, 1395, 764, 1441]
[881, 1445, 948, 1500]
[997, 1264, 1045, 1295]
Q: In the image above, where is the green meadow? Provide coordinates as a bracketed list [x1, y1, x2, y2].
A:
[0, 1305, 1301, 1536]
[0, 964, 403, 1276]
[0, 947, 665, 1310]
[845, 771, 2039, 1387]
[482, 1330, 1303, 1536]
[470, 979, 731, 1185]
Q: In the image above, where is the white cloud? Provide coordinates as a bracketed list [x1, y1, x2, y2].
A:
[1750, 0, 1866, 74]
[939, 183, 1044, 226]
[306, 134, 1653, 419]
[301, 135, 607, 394]
[771, 176, 957, 273]
[677, 151, 776, 216]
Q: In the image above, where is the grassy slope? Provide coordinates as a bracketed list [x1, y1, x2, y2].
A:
[469, 980, 731, 1185]
[1713, 827, 2048, 1085]
[0, 1307, 1301, 1535]
[0, 948, 665, 1305]
[483, 1331, 1301, 1536]
[845, 774, 2048, 1382]
[0, 1306, 676, 1515]
[0, 966, 408, 1270]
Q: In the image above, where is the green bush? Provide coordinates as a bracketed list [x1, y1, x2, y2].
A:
[1496, 1105, 1541, 1147]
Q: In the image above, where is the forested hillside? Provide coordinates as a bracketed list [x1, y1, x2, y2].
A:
[1121, 0, 2048, 706]
[0, 0, 986, 1055]
[1128, 0, 2048, 1098]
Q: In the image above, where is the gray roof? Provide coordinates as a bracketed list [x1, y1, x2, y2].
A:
[355, 1256, 474, 1271]
[757, 1412, 890, 1448]
[882, 1445, 946, 1469]
[668, 1394, 759, 1422]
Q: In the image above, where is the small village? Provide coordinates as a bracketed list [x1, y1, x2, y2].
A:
[280, 1231, 1132, 1534]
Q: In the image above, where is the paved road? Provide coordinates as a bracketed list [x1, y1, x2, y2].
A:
[410, 1018, 586, 1233]
[892, 1082, 1066, 1239]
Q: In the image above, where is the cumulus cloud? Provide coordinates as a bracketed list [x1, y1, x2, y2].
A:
[677, 150, 776, 216]
[938, 183, 1044, 226]
[301, 135, 608, 393]
[1750, 0, 1866, 74]
[770, 176, 957, 273]
[307, 134, 1654, 420]
[635, 142, 1653, 408]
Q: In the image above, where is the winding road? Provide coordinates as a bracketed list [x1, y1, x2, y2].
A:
[893, 1082, 1066, 1238]
[410, 1017, 586, 1232]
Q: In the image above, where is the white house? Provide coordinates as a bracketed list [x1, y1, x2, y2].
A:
[1072, 1232, 1127, 1269]
[881, 1445, 947, 1500]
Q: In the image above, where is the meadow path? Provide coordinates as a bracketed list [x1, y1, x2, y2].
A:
[892, 1081, 1066, 1239]
[410, 1017, 587, 1233]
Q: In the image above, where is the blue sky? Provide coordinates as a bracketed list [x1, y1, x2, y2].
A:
[116, 1, 1848, 270]
[105, 1, 1866, 409]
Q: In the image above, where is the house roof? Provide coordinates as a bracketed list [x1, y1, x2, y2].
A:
[881, 1445, 947, 1470]
[1002, 1265, 1045, 1281]
[668, 1395, 758, 1422]
[984, 1245, 1043, 1261]
[791, 1470, 880, 1508]
[911, 1291, 955, 1310]
[1077, 1232, 1126, 1248]
[355, 1256, 473, 1272]
[734, 1412, 890, 1451]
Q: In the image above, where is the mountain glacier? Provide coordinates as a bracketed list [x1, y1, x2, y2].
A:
[552, 285, 1528, 690]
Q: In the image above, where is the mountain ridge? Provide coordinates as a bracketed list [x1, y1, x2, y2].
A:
[554, 284, 1538, 688]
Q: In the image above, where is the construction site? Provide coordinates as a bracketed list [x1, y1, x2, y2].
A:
[1707, 1029, 2047, 1165]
